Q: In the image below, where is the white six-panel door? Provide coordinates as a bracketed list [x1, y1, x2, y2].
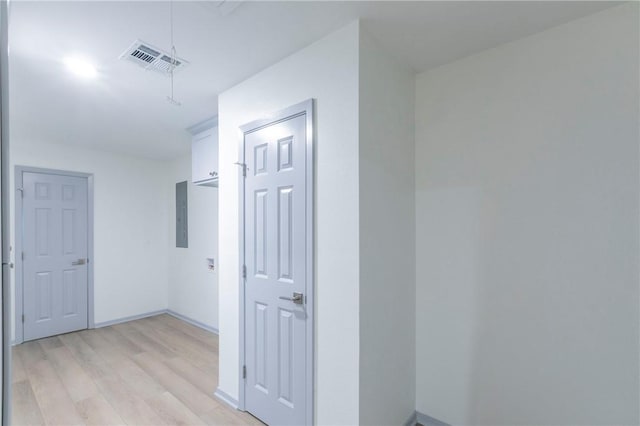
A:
[22, 171, 88, 341]
[244, 112, 309, 425]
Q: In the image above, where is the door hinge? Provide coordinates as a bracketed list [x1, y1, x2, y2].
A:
[17, 188, 24, 197]
[21, 314, 24, 323]
[21, 252, 25, 261]
[242, 365, 246, 379]
[242, 265, 247, 279]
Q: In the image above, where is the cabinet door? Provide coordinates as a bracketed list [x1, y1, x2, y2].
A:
[192, 127, 218, 184]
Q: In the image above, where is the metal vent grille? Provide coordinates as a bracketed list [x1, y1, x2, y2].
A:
[119, 40, 188, 75]
[131, 45, 160, 63]
[160, 55, 181, 67]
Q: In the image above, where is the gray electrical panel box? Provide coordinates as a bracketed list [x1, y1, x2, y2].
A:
[176, 181, 188, 248]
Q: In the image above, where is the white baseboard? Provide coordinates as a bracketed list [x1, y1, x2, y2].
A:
[93, 309, 219, 336]
[93, 309, 167, 328]
[214, 388, 239, 410]
[405, 410, 449, 426]
[416, 411, 449, 426]
[166, 309, 219, 334]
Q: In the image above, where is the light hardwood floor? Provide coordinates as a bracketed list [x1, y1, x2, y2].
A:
[11, 314, 262, 426]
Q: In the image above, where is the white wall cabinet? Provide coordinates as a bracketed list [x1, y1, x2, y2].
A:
[191, 126, 218, 187]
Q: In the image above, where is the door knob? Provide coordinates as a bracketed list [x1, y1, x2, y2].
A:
[72, 258, 87, 266]
[279, 292, 303, 305]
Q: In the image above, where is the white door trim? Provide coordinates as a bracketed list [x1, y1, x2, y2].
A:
[1, 2, 10, 422]
[237, 99, 315, 425]
[14, 166, 95, 344]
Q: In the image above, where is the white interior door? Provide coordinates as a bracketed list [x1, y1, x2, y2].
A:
[22, 171, 88, 341]
[244, 111, 310, 425]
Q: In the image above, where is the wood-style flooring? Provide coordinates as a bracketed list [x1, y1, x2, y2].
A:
[11, 314, 262, 425]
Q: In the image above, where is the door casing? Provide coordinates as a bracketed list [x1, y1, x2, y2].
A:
[1, 1, 9, 422]
[237, 99, 315, 425]
[14, 166, 94, 344]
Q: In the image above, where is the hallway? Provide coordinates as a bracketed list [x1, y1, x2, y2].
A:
[11, 314, 261, 425]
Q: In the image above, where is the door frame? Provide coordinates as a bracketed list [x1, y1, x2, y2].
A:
[1, 1, 9, 422]
[237, 99, 315, 425]
[14, 166, 95, 344]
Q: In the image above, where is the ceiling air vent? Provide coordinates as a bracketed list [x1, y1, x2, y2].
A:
[119, 40, 189, 75]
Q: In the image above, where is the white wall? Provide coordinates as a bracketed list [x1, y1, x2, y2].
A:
[166, 153, 219, 330]
[9, 140, 221, 339]
[358, 30, 416, 425]
[10, 139, 169, 336]
[217, 21, 361, 424]
[414, 4, 639, 425]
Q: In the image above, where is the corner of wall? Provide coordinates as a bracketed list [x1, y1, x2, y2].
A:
[358, 25, 417, 425]
[217, 19, 362, 425]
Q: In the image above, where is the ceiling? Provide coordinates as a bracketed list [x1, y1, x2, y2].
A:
[8, 1, 617, 160]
